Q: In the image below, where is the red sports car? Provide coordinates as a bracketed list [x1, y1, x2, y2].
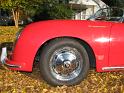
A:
[1, 7, 124, 86]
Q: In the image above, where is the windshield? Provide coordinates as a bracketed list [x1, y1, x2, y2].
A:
[88, 7, 124, 22]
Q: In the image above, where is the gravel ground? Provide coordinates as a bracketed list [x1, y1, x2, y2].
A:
[0, 64, 124, 93]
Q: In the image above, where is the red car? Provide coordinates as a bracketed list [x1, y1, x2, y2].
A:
[1, 7, 124, 86]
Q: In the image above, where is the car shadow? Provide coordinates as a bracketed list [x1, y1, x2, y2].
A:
[0, 42, 13, 51]
[21, 62, 44, 81]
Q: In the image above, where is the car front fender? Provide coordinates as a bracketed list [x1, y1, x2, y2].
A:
[9, 20, 111, 72]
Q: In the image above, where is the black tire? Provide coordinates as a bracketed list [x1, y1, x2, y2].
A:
[40, 38, 89, 86]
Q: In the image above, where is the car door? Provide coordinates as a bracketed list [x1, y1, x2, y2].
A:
[109, 22, 124, 66]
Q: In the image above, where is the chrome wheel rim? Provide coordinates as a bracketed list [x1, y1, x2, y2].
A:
[50, 47, 83, 81]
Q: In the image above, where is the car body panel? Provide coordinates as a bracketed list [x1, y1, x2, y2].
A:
[6, 20, 113, 72]
[109, 23, 124, 66]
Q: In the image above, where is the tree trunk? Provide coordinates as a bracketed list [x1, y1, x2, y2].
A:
[12, 9, 20, 28]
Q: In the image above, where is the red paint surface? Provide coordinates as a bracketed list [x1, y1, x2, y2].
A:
[109, 23, 124, 66]
[6, 20, 124, 72]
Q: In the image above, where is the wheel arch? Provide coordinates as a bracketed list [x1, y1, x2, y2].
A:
[34, 36, 96, 68]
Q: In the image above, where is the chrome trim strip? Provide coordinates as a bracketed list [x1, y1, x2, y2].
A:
[88, 25, 106, 28]
[102, 67, 124, 71]
[2, 59, 21, 68]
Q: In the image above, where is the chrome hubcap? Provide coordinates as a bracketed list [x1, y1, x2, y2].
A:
[50, 47, 82, 81]
[64, 60, 71, 68]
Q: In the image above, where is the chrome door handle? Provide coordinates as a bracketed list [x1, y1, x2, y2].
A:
[88, 25, 106, 28]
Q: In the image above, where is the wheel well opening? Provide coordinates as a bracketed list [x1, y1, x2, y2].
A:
[34, 37, 96, 69]
[74, 38, 96, 68]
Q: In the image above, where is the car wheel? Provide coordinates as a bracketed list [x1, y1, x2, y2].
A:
[39, 38, 89, 86]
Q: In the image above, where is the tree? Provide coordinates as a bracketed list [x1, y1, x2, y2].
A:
[33, 0, 73, 21]
[0, 0, 73, 27]
[0, 0, 43, 28]
[102, 0, 124, 8]
[115, 0, 124, 8]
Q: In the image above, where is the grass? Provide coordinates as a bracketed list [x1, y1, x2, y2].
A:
[0, 26, 124, 93]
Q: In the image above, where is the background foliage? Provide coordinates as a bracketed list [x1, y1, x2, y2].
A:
[0, 0, 73, 27]
[110, 0, 124, 7]
[0, 0, 44, 28]
[33, 0, 73, 21]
